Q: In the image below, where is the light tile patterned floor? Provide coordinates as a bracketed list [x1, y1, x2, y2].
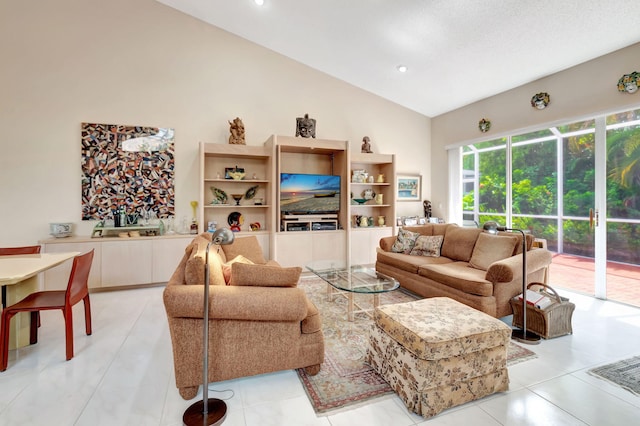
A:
[0, 281, 639, 425]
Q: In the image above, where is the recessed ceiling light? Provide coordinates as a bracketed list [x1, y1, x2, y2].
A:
[254, 0, 265, 5]
[397, 65, 408, 73]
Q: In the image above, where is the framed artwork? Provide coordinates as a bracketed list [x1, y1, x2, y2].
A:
[80, 122, 175, 220]
[396, 174, 421, 201]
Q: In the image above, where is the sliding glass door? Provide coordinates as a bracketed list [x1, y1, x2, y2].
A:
[461, 107, 640, 306]
[605, 109, 640, 302]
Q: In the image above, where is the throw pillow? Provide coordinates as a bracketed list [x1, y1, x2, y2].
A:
[222, 255, 254, 284]
[229, 263, 302, 287]
[469, 233, 518, 271]
[440, 226, 482, 261]
[409, 235, 444, 257]
[390, 229, 421, 254]
[221, 235, 266, 264]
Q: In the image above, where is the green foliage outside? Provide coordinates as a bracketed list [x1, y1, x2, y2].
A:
[463, 111, 640, 264]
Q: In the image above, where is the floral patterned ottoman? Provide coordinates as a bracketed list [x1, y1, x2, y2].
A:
[366, 297, 512, 418]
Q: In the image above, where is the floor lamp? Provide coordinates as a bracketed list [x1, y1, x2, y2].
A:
[482, 221, 540, 345]
[183, 228, 235, 426]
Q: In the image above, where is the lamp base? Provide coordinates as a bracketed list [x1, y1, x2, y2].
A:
[183, 398, 227, 426]
[511, 328, 541, 345]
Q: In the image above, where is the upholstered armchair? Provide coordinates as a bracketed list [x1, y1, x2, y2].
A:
[163, 234, 324, 400]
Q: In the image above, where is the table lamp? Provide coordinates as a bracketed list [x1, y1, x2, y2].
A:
[183, 227, 235, 426]
[482, 221, 540, 345]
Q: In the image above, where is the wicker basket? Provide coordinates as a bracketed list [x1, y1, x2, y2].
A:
[510, 283, 575, 339]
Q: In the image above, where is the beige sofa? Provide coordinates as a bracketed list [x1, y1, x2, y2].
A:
[376, 224, 552, 318]
[163, 233, 324, 400]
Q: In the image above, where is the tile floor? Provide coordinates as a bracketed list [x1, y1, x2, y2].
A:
[1, 279, 639, 425]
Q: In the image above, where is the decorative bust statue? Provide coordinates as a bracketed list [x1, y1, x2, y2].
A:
[228, 117, 245, 144]
[361, 136, 373, 153]
[295, 114, 316, 138]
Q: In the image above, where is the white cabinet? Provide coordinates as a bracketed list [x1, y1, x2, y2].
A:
[151, 237, 191, 283]
[41, 235, 194, 289]
[41, 241, 102, 290]
[273, 231, 346, 268]
[350, 227, 393, 265]
[101, 240, 153, 287]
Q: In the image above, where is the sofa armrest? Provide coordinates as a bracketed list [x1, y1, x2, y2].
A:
[485, 248, 552, 283]
[379, 236, 396, 252]
[163, 284, 309, 322]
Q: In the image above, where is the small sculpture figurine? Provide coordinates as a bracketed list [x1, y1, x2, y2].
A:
[423, 200, 432, 219]
[361, 136, 373, 153]
[531, 92, 551, 109]
[295, 113, 316, 138]
[228, 117, 245, 144]
[617, 71, 640, 94]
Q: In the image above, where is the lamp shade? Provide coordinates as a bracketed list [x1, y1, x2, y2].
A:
[482, 221, 507, 233]
[212, 227, 234, 246]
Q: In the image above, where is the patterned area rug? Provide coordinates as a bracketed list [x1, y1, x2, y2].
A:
[296, 275, 537, 414]
[588, 356, 640, 396]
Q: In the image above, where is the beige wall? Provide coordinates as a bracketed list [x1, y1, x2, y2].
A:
[0, 0, 430, 245]
[432, 42, 640, 221]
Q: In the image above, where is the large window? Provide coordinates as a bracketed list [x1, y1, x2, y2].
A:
[461, 109, 640, 264]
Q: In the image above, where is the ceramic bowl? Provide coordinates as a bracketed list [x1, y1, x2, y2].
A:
[49, 222, 73, 238]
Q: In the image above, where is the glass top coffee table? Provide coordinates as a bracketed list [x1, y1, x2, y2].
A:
[306, 260, 400, 321]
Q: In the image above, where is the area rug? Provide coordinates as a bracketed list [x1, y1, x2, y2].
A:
[296, 275, 537, 414]
[588, 356, 640, 396]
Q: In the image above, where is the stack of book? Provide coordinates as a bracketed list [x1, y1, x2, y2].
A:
[516, 289, 555, 309]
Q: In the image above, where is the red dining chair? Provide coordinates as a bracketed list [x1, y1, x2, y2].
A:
[0, 245, 42, 311]
[0, 246, 41, 255]
[0, 250, 94, 371]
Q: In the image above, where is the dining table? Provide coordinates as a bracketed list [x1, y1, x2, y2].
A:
[0, 252, 80, 350]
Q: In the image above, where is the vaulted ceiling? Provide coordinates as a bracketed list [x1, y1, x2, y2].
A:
[157, 0, 640, 117]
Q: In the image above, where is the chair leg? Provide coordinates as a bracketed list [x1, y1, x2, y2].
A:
[83, 295, 92, 336]
[1, 311, 15, 371]
[29, 311, 39, 344]
[64, 306, 74, 361]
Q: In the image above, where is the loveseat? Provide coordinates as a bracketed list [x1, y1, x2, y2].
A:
[163, 233, 324, 400]
[375, 224, 552, 318]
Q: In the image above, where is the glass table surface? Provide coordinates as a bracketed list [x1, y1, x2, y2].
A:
[305, 260, 399, 294]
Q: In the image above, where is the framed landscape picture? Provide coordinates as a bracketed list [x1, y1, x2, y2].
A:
[397, 174, 421, 201]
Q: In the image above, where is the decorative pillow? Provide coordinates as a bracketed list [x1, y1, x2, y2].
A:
[184, 236, 227, 285]
[222, 255, 254, 284]
[440, 226, 482, 261]
[221, 236, 266, 264]
[469, 233, 518, 271]
[229, 263, 302, 287]
[390, 229, 421, 254]
[409, 235, 444, 257]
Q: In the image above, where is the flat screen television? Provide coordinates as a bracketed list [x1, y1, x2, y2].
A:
[280, 173, 340, 215]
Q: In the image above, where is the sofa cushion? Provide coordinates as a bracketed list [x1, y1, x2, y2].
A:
[440, 226, 482, 262]
[221, 235, 267, 264]
[377, 250, 454, 274]
[409, 235, 444, 257]
[402, 225, 434, 236]
[184, 235, 227, 286]
[469, 233, 518, 271]
[222, 255, 255, 284]
[496, 231, 534, 255]
[391, 229, 421, 254]
[229, 263, 302, 287]
[418, 262, 493, 297]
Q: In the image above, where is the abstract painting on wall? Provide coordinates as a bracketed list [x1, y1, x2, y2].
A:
[81, 122, 175, 220]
